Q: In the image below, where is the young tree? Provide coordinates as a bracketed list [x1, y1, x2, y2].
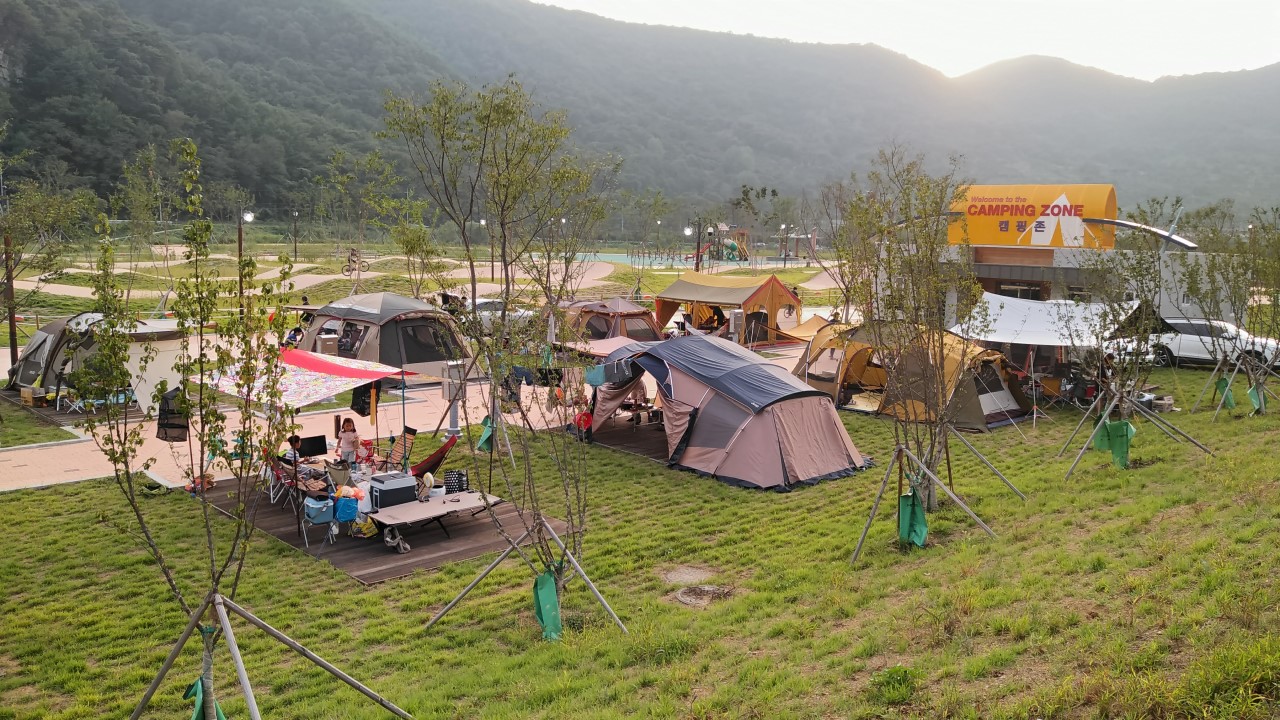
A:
[844, 147, 988, 511]
[75, 139, 295, 717]
[385, 77, 621, 629]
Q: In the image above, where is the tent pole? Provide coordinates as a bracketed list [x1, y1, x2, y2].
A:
[948, 425, 1026, 500]
[1212, 360, 1242, 422]
[401, 369, 408, 472]
[901, 447, 997, 538]
[851, 447, 898, 565]
[1064, 395, 1120, 480]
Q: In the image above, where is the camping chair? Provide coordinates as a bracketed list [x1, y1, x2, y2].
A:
[301, 496, 338, 548]
[1037, 376, 1072, 410]
[378, 426, 418, 472]
[325, 460, 352, 488]
[410, 435, 459, 479]
[263, 451, 299, 511]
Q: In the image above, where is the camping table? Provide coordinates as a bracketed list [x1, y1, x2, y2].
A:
[368, 491, 500, 553]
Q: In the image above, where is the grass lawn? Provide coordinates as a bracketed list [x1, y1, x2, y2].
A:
[0, 401, 78, 447]
[4, 367, 1280, 718]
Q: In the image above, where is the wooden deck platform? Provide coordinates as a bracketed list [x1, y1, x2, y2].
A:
[203, 483, 565, 585]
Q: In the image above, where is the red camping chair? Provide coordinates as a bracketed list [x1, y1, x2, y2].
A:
[410, 435, 459, 479]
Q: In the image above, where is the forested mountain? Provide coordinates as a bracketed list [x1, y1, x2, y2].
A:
[363, 0, 1280, 208]
[2, 0, 1279, 210]
[0, 0, 449, 206]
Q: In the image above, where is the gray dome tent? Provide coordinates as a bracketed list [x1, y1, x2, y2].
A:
[591, 335, 866, 491]
[298, 293, 470, 382]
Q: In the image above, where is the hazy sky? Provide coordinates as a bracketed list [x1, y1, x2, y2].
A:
[534, 0, 1280, 80]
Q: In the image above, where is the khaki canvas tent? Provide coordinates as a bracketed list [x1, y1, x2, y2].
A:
[654, 271, 801, 345]
[5, 312, 188, 412]
[793, 324, 1031, 431]
[299, 293, 470, 382]
[592, 335, 865, 490]
[564, 298, 663, 342]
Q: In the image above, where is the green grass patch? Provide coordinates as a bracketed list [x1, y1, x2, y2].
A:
[4, 368, 1280, 717]
[0, 402, 77, 447]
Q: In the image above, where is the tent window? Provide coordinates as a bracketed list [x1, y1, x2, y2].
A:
[337, 322, 369, 358]
[582, 315, 611, 340]
[400, 320, 461, 364]
[973, 362, 1005, 396]
[14, 336, 49, 386]
[687, 394, 750, 449]
[622, 317, 660, 341]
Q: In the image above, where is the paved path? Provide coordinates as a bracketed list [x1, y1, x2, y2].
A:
[0, 381, 573, 493]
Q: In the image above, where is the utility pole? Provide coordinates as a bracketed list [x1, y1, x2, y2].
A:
[5, 233, 15, 365]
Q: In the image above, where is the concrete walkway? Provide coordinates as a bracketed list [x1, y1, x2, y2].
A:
[0, 381, 571, 493]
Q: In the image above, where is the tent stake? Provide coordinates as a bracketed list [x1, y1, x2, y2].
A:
[1064, 395, 1120, 480]
[219, 596, 413, 720]
[851, 447, 899, 565]
[948, 425, 1026, 500]
[130, 592, 215, 720]
[901, 447, 997, 538]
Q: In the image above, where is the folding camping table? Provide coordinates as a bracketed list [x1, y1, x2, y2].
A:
[368, 491, 501, 553]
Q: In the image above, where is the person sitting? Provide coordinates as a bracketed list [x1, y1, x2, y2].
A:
[279, 435, 324, 480]
[711, 306, 728, 327]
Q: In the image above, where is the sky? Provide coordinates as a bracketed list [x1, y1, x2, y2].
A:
[534, 0, 1280, 81]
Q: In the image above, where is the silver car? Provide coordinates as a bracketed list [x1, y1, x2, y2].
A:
[1149, 319, 1280, 368]
[469, 298, 534, 333]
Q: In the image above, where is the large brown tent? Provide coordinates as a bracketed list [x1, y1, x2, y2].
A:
[792, 324, 1031, 431]
[564, 298, 663, 342]
[654, 271, 801, 345]
[298, 293, 470, 382]
[591, 335, 865, 490]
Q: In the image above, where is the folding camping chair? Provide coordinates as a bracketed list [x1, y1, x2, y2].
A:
[1036, 376, 1073, 410]
[378, 426, 418, 472]
[410, 435, 459, 480]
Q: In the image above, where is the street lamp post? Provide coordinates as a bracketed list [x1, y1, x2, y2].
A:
[292, 211, 300, 262]
[238, 210, 255, 317]
[481, 218, 491, 280]
[780, 224, 788, 268]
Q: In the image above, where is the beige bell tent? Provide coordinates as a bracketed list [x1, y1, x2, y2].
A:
[591, 335, 865, 490]
[654, 271, 801, 345]
[298, 293, 470, 382]
[793, 324, 1031, 431]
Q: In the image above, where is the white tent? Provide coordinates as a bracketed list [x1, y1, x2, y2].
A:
[952, 292, 1140, 348]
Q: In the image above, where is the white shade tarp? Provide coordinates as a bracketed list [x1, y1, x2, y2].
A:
[951, 292, 1139, 347]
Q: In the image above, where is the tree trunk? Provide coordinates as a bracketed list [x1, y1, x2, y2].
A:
[201, 632, 217, 719]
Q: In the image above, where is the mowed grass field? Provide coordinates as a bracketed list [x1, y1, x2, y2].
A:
[3, 368, 1280, 718]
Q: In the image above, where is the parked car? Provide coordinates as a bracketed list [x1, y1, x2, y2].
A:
[1147, 319, 1280, 368]
[468, 297, 534, 333]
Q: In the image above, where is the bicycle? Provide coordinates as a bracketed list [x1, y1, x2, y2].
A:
[341, 251, 370, 277]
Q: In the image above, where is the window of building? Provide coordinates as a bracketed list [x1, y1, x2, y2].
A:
[1067, 286, 1091, 302]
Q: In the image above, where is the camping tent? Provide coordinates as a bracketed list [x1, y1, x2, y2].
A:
[780, 315, 830, 343]
[654, 271, 801, 345]
[298, 293, 470, 382]
[6, 313, 187, 412]
[793, 324, 1031, 431]
[592, 335, 865, 490]
[564, 298, 663, 342]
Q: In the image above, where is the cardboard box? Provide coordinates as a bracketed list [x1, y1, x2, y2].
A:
[19, 387, 39, 407]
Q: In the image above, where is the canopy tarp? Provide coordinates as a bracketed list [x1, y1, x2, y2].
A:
[654, 271, 801, 331]
[209, 350, 411, 410]
[311, 292, 440, 324]
[951, 292, 1140, 347]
